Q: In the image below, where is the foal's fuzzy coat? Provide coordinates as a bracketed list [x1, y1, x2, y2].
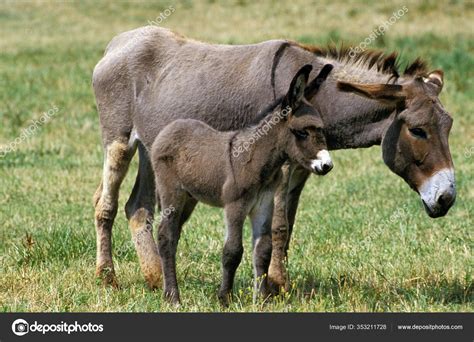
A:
[151, 64, 333, 304]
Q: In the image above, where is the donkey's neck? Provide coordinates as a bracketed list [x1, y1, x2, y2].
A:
[312, 58, 400, 150]
[318, 89, 397, 150]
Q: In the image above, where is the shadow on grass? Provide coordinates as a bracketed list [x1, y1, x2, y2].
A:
[294, 271, 473, 308]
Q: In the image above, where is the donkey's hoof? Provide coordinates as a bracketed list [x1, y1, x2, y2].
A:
[260, 283, 274, 300]
[267, 270, 289, 295]
[267, 279, 282, 295]
[96, 267, 119, 288]
[144, 274, 162, 290]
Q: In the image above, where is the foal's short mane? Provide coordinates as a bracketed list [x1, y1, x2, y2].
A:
[250, 95, 285, 126]
[294, 43, 429, 80]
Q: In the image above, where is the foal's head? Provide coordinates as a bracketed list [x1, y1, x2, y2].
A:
[339, 71, 455, 217]
[280, 64, 334, 175]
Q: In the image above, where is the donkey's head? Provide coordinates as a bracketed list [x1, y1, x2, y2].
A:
[338, 71, 455, 217]
[281, 64, 334, 175]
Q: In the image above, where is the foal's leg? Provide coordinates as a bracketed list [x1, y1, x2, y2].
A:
[94, 137, 136, 286]
[156, 191, 190, 304]
[218, 202, 246, 306]
[125, 144, 162, 289]
[249, 190, 274, 300]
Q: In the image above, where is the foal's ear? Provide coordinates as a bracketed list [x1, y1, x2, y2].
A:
[337, 81, 405, 104]
[283, 64, 312, 110]
[305, 64, 334, 99]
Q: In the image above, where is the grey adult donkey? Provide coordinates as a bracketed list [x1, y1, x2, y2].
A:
[92, 26, 456, 291]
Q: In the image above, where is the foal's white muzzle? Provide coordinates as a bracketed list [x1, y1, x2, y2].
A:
[311, 150, 333, 175]
[418, 168, 456, 218]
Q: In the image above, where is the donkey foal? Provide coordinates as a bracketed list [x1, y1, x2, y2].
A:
[151, 64, 334, 305]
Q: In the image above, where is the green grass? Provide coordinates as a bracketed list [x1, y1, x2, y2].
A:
[0, 0, 473, 312]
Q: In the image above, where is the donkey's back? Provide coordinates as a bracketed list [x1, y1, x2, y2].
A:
[93, 26, 294, 149]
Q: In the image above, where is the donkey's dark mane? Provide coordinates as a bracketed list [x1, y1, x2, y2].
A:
[293, 42, 429, 79]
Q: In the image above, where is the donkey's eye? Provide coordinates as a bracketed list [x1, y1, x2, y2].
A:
[409, 128, 427, 139]
[291, 129, 309, 140]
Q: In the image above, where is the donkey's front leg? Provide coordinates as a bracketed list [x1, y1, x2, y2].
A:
[284, 166, 311, 253]
[268, 163, 292, 292]
[250, 190, 274, 300]
[218, 202, 246, 307]
[268, 164, 310, 292]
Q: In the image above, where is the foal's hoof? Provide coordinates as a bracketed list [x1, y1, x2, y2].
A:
[218, 292, 231, 308]
[96, 267, 119, 289]
[164, 290, 181, 306]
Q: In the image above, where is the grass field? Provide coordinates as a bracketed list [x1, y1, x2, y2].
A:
[0, 0, 473, 312]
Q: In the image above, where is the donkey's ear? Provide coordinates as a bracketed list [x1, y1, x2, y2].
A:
[305, 64, 334, 99]
[283, 64, 312, 110]
[337, 81, 405, 103]
[423, 70, 444, 94]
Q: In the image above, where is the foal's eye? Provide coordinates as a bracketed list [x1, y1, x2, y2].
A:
[409, 128, 428, 139]
[291, 129, 309, 140]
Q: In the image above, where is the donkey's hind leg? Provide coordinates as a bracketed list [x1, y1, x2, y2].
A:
[125, 143, 162, 289]
[94, 137, 136, 286]
[250, 190, 274, 300]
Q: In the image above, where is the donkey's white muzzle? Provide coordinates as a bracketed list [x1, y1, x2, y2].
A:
[311, 150, 333, 175]
[418, 168, 456, 218]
